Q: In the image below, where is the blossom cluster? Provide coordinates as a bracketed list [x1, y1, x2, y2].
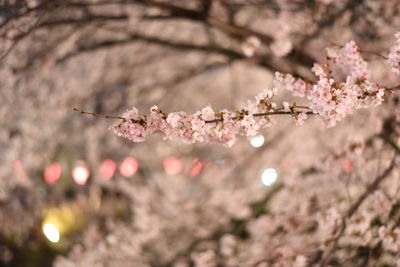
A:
[112, 34, 400, 145]
[274, 41, 385, 127]
[112, 89, 284, 146]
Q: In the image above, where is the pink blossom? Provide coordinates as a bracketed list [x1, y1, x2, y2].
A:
[150, 105, 159, 113]
[201, 106, 215, 121]
[283, 102, 290, 112]
[311, 63, 326, 77]
[241, 115, 259, 136]
[326, 41, 368, 78]
[166, 112, 184, 128]
[121, 107, 139, 120]
[191, 115, 205, 132]
[273, 72, 310, 97]
[246, 89, 278, 114]
[293, 112, 307, 126]
[147, 112, 169, 137]
[113, 122, 147, 142]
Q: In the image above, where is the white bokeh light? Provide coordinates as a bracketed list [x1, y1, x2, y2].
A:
[72, 166, 90, 185]
[43, 223, 60, 243]
[249, 134, 265, 147]
[261, 168, 278, 186]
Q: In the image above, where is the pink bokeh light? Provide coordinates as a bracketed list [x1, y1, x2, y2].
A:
[119, 157, 139, 177]
[163, 157, 183, 175]
[99, 159, 116, 179]
[44, 163, 62, 185]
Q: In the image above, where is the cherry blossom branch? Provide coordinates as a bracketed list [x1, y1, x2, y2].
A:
[73, 102, 313, 146]
[72, 106, 313, 122]
[70, 32, 400, 146]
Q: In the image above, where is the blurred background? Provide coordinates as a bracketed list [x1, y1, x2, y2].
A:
[1, 1, 400, 266]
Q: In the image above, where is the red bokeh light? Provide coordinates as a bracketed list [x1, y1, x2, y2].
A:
[99, 159, 116, 179]
[163, 157, 183, 175]
[189, 158, 204, 177]
[72, 162, 90, 185]
[119, 157, 139, 177]
[44, 163, 62, 185]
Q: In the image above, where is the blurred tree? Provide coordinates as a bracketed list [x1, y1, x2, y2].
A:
[1, 0, 400, 266]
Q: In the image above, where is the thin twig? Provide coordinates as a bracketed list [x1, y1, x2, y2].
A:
[71, 107, 125, 120]
[204, 110, 314, 123]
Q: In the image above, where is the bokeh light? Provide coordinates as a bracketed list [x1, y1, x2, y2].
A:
[119, 157, 139, 177]
[99, 159, 116, 179]
[163, 157, 183, 175]
[190, 158, 204, 176]
[261, 168, 278, 186]
[72, 162, 90, 185]
[42, 205, 84, 245]
[249, 134, 265, 148]
[44, 163, 62, 185]
[42, 223, 60, 243]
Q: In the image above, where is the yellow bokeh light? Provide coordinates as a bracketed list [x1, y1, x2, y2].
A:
[42, 204, 85, 245]
[43, 223, 60, 243]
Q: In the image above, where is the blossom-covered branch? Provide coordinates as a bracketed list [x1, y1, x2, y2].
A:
[97, 33, 400, 146]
